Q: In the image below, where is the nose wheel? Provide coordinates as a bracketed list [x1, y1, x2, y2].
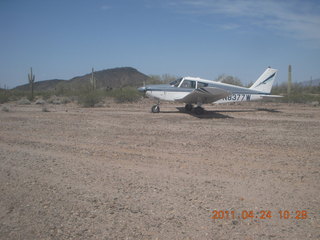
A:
[151, 99, 161, 113]
[151, 104, 160, 113]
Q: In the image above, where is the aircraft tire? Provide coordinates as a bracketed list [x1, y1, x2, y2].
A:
[151, 105, 160, 113]
[194, 107, 204, 115]
[185, 104, 193, 112]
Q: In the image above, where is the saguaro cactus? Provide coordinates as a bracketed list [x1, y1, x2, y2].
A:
[287, 65, 292, 97]
[28, 67, 35, 100]
[90, 67, 96, 91]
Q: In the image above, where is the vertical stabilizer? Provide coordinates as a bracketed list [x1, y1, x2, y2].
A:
[250, 67, 278, 93]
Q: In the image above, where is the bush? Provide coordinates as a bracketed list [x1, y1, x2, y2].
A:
[42, 106, 50, 112]
[35, 99, 46, 105]
[287, 93, 320, 103]
[272, 83, 320, 103]
[0, 90, 10, 104]
[109, 87, 142, 103]
[17, 98, 31, 105]
[2, 106, 9, 112]
[6, 90, 27, 101]
[47, 95, 61, 105]
[35, 91, 54, 100]
[78, 91, 103, 107]
[60, 97, 71, 104]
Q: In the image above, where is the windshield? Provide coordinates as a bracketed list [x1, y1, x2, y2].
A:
[169, 78, 183, 87]
[180, 80, 196, 89]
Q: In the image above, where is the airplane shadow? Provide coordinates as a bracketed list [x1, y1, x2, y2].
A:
[255, 108, 281, 113]
[175, 107, 282, 119]
[176, 107, 233, 119]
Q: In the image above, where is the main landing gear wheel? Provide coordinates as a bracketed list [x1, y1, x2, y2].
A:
[151, 105, 160, 113]
[185, 104, 193, 112]
[194, 106, 204, 115]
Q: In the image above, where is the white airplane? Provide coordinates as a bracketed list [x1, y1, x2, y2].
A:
[138, 67, 281, 114]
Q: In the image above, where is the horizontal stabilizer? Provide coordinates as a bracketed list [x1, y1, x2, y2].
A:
[261, 95, 283, 98]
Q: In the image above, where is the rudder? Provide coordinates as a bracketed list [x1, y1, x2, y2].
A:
[250, 67, 278, 93]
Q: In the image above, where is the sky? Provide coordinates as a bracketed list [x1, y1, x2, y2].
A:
[0, 0, 320, 88]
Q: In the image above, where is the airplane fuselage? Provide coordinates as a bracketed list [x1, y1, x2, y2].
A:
[141, 77, 270, 104]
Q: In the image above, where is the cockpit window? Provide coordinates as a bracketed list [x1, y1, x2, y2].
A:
[197, 82, 208, 88]
[180, 80, 196, 89]
[169, 78, 183, 87]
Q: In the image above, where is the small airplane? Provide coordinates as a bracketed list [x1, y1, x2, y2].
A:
[138, 67, 281, 114]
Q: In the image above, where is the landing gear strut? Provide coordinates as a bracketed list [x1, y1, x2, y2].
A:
[185, 103, 204, 115]
[185, 104, 193, 112]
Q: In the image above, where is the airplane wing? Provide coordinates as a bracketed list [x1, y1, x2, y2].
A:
[178, 87, 231, 104]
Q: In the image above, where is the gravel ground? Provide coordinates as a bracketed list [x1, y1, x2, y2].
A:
[0, 100, 319, 240]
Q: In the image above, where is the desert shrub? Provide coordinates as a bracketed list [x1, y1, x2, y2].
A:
[271, 82, 320, 103]
[218, 75, 243, 86]
[2, 106, 9, 112]
[35, 91, 54, 100]
[35, 99, 46, 105]
[0, 90, 10, 103]
[78, 91, 104, 107]
[47, 95, 59, 104]
[6, 90, 27, 101]
[286, 93, 320, 103]
[17, 98, 31, 105]
[6, 90, 54, 102]
[109, 87, 142, 103]
[42, 106, 50, 112]
[60, 97, 71, 104]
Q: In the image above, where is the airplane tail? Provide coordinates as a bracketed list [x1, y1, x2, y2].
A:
[250, 67, 278, 93]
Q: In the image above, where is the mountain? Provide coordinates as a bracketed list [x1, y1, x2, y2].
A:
[68, 67, 149, 89]
[14, 79, 66, 91]
[13, 67, 150, 91]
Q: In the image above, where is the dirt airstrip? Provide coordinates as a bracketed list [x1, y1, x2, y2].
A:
[0, 100, 319, 239]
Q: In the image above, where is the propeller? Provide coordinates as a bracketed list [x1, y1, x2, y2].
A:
[138, 81, 147, 97]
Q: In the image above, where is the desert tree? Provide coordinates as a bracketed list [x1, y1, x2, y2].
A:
[216, 74, 243, 86]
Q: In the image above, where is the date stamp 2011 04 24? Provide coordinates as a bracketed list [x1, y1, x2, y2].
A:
[211, 210, 308, 220]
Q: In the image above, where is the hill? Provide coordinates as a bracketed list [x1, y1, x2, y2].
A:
[68, 67, 149, 89]
[13, 67, 150, 91]
[14, 79, 66, 91]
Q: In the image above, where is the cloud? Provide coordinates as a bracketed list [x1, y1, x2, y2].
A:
[101, 5, 112, 11]
[167, 0, 320, 44]
[220, 23, 240, 30]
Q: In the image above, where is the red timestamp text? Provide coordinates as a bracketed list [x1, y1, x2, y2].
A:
[211, 210, 308, 220]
